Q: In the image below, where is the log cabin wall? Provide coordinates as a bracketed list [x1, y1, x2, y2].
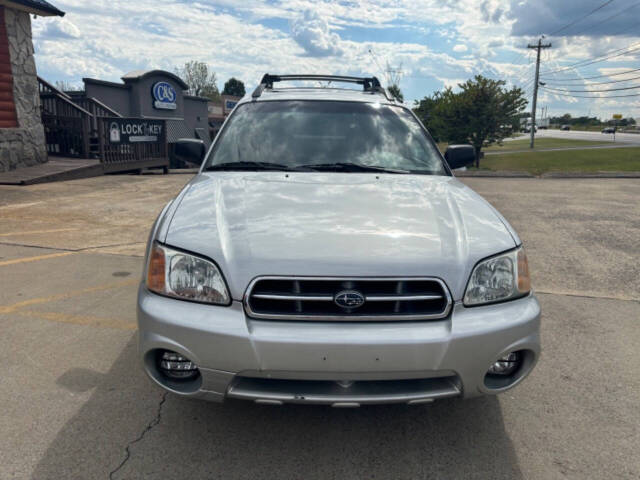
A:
[0, 5, 47, 172]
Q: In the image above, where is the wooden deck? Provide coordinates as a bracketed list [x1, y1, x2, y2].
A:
[0, 157, 103, 185]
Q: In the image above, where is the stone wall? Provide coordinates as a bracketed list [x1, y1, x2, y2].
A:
[0, 7, 46, 172]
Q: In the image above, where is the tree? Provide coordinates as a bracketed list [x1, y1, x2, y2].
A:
[388, 84, 404, 102]
[414, 75, 527, 167]
[54, 80, 81, 92]
[222, 77, 246, 97]
[175, 61, 220, 101]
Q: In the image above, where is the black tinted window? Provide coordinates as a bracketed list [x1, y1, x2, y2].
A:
[205, 101, 447, 175]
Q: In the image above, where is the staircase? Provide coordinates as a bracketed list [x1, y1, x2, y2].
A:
[0, 6, 18, 129]
[36, 77, 169, 177]
[38, 77, 124, 159]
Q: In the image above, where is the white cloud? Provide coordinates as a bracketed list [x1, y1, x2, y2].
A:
[290, 10, 343, 57]
[28, 0, 640, 116]
[36, 17, 81, 39]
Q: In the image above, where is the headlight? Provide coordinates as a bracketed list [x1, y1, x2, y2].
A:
[146, 243, 230, 305]
[463, 247, 531, 306]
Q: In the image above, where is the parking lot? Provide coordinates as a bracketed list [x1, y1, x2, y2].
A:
[0, 174, 638, 479]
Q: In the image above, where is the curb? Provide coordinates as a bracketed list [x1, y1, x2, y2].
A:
[454, 171, 534, 178]
[540, 171, 640, 178]
[484, 144, 638, 155]
[455, 170, 640, 179]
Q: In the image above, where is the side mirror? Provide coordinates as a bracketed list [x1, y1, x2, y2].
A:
[174, 138, 206, 166]
[445, 144, 476, 170]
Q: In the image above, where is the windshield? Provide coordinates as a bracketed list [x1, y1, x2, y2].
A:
[204, 101, 448, 175]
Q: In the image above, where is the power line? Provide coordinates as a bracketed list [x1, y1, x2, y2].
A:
[540, 87, 640, 98]
[542, 42, 640, 75]
[563, 1, 640, 38]
[544, 42, 640, 74]
[543, 84, 640, 93]
[548, 0, 615, 36]
[541, 66, 640, 82]
[545, 68, 640, 83]
[542, 73, 640, 85]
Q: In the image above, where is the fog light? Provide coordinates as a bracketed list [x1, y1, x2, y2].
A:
[488, 352, 521, 376]
[158, 350, 199, 380]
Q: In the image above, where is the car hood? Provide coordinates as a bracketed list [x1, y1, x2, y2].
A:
[163, 172, 517, 301]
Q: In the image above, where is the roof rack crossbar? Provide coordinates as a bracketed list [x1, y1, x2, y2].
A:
[252, 74, 390, 100]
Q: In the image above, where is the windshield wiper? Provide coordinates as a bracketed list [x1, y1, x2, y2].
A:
[301, 162, 410, 174]
[205, 161, 305, 172]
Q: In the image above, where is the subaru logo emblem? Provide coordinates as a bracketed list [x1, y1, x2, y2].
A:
[334, 290, 365, 309]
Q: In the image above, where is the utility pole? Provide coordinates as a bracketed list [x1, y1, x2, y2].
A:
[528, 38, 551, 148]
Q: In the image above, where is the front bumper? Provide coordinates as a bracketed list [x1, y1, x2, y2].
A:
[137, 287, 541, 405]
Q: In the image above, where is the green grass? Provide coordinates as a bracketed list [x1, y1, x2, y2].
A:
[478, 147, 640, 175]
[485, 137, 610, 151]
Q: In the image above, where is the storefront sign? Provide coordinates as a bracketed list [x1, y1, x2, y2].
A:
[152, 81, 177, 110]
[225, 99, 238, 110]
[109, 119, 164, 144]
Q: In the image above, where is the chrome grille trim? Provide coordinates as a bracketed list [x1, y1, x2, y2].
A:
[227, 376, 461, 405]
[244, 276, 452, 321]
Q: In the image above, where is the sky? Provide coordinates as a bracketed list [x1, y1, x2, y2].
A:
[32, 0, 640, 120]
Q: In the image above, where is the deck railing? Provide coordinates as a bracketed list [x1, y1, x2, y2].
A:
[38, 78, 92, 157]
[96, 117, 168, 173]
[38, 77, 168, 172]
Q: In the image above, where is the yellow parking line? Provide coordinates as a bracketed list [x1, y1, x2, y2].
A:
[0, 278, 138, 314]
[0, 228, 78, 237]
[0, 251, 76, 267]
[17, 310, 136, 330]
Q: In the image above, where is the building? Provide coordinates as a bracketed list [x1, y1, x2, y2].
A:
[208, 94, 241, 138]
[0, 0, 64, 172]
[73, 70, 211, 150]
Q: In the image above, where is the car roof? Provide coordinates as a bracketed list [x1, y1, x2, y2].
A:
[236, 87, 402, 106]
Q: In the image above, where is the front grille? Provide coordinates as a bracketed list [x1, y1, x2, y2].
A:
[244, 277, 452, 321]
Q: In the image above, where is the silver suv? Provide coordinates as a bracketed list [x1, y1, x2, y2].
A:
[138, 74, 540, 406]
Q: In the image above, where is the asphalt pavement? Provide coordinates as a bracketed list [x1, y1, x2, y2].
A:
[0, 174, 638, 479]
[527, 128, 640, 145]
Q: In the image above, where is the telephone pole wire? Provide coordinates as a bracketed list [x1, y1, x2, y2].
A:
[528, 38, 552, 148]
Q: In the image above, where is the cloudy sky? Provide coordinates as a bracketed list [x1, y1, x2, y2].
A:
[33, 0, 640, 119]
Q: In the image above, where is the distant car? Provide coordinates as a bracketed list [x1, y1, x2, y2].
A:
[602, 127, 616, 134]
[523, 125, 537, 133]
[560, 125, 570, 131]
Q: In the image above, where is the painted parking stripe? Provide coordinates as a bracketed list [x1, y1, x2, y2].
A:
[0, 251, 75, 267]
[0, 278, 138, 314]
[0, 228, 78, 237]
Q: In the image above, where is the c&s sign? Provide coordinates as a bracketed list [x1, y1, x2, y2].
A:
[152, 81, 177, 110]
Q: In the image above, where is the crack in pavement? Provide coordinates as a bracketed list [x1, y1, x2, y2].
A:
[108, 392, 168, 480]
[0, 240, 145, 253]
[536, 290, 639, 303]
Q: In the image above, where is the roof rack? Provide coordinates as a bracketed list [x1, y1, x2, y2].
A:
[252, 74, 391, 100]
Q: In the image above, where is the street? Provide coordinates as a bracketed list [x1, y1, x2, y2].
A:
[533, 128, 640, 145]
[0, 174, 639, 479]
